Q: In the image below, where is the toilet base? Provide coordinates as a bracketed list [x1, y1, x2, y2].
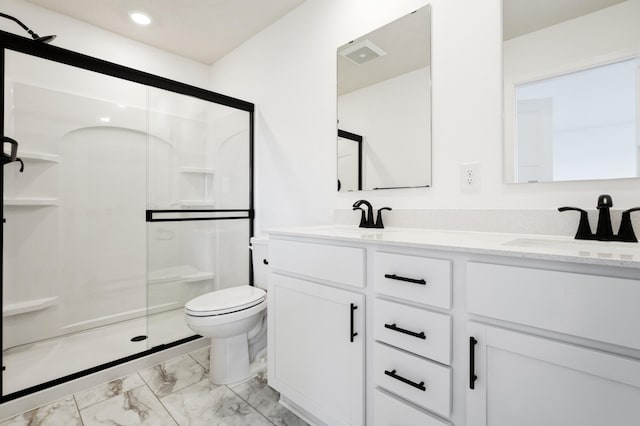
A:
[209, 334, 250, 385]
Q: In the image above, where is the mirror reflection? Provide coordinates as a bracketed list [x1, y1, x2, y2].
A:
[337, 6, 431, 191]
[503, 0, 640, 183]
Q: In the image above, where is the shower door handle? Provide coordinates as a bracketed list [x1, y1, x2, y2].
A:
[2, 136, 18, 162]
[1, 137, 24, 172]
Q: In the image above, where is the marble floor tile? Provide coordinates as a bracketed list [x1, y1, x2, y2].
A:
[161, 378, 272, 426]
[74, 373, 145, 409]
[79, 385, 176, 426]
[188, 346, 210, 371]
[139, 354, 207, 398]
[231, 372, 308, 426]
[0, 396, 81, 426]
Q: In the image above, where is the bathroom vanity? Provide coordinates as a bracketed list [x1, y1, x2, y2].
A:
[266, 226, 640, 426]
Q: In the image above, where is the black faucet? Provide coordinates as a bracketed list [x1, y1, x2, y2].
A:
[595, 194, 614, 241]
[352, 200, 392, 229]
[559, 194, 639, 243]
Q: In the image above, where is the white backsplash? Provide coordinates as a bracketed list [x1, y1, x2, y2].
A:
[334, 208, 640, 238]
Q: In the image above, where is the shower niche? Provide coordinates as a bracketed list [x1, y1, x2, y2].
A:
[1, 33, 253, 398]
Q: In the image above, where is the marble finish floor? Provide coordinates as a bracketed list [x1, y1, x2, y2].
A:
[0, 346, 308, 426]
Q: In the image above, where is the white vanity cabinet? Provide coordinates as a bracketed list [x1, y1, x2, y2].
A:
[466, 322, 640, 426]
[466, 262, 640, 426]
[267, 226, 640, 426]
[268, 238, 365, 426]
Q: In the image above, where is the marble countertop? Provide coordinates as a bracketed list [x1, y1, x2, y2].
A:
[267, 225, 640, 270]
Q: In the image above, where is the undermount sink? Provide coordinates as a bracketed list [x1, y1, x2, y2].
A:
[331, 225, 398, 234]
[503, 237, 639, 258]
[300, 225, 401, 241]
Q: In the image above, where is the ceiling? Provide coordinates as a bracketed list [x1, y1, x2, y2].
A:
[25, 0, 306, 64]
[503, 0, 627, 40]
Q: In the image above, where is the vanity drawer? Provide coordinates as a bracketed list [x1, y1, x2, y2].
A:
[374, 298, 451, 365]
[467, 262, 640, 350]
[374, 389, 451, 426]
[374, 342, 451, 418]
[374, 252, 452, 309]
[269, 238, 365, 287]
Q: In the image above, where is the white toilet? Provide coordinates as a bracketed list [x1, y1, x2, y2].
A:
[184, 237, 268, 384]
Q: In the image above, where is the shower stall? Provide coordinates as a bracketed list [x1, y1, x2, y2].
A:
[0, 31, 254, 399]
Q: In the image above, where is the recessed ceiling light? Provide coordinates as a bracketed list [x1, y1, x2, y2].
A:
[99, 117, 111, 123]
[129, 11, 152, 26]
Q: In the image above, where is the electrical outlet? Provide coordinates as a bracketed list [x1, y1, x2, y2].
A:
[461, 162, 480, 192]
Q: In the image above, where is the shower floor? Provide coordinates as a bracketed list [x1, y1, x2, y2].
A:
[2, 308, 194, 396]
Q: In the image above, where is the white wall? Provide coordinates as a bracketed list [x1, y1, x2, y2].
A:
[210, 0, 640, 236]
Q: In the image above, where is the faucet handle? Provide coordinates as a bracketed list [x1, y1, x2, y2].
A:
[617, 207, 640, 243]
[558, 207, 593, 240]
[374, 207, 392, 229]
[352, 206, 367, 228]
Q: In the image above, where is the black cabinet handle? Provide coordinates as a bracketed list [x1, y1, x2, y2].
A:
[384, 273, 426, 285]
[469, 336, 478, 389]
[384, 369, 426, 391]
[350, 303, 358, 342]
[384, 323, 426, 340]
[262, 259, 269, 265]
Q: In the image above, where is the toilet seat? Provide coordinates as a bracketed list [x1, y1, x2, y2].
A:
[185, 286, 266, 317]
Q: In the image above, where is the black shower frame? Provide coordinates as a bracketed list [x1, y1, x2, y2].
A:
[337, 129, 363, 191]
[0, 29, 255, 402]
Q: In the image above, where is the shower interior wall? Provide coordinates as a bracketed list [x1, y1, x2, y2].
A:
[2, 49, 250, 352]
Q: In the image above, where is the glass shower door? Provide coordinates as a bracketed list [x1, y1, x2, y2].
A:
[2, 51, 149, 395]
[146, 87, 252, 348]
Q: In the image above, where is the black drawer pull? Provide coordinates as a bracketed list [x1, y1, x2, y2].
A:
[469, 336, 478, 389]
[262, 259, 269, 265]
[384, 273, 426, 285]
[384, 323, 426, 339]
[384, 369, 426, 391]
[350, 303, 358, 342]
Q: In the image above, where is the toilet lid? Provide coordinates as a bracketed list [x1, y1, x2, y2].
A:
[185, 286, 266, 316]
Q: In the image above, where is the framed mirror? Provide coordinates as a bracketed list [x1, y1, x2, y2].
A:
[337, 6, 431, 191]
[503, 0, 640, 183]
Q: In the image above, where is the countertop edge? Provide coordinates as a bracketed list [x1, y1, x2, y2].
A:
[266, 227, 640, 270]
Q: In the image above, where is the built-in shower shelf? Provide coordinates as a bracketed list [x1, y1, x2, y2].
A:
[180, 167, 214, 174]
[182, 272, 215, 283]
[148, 271, 214, 285]
[3, 296, 59, 317]
[4, 198, 59, 206]
[178, 200, 215, 207]
[19, 152, 60, 163]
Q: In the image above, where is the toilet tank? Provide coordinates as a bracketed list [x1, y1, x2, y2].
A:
[250, 237, 269, 290]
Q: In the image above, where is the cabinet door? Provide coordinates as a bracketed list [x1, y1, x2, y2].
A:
[268, 273, 364, 426]
[467, 322, 640, 426]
